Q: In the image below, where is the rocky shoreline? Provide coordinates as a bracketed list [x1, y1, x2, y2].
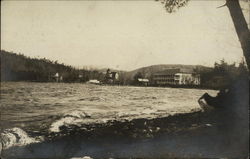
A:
[2, 108, 248, 158]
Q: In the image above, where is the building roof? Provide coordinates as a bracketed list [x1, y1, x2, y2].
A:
[88, 79, 100, 84]
[154, 68, 194, 75]
[138, 78, 149, 82]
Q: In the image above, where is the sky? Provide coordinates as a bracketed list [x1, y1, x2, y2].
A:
[1, 0, 249, 71]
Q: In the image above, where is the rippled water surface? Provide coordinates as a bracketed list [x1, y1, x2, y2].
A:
[1, 82, 217, 149]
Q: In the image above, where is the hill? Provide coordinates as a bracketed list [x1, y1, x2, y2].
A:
[0, 50, 103, 82]
[124, 64, 211, 80]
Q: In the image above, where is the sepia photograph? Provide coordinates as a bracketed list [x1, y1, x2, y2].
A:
[0, 0, 249, 158]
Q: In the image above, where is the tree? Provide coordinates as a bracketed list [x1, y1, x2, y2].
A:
[133, 72, 143, 81]
[158, 0, 189, 13]
[133, 72, 144, 85]
[226, 0, 250, 70]
[158, 0, 250, 70]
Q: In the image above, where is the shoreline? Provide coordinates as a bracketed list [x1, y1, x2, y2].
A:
[2, 109, 248, 158]
[0, 81, 219, 91]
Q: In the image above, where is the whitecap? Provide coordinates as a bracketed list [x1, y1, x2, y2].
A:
[65, 111, 91, 119]
[0, 127, 39, 149]
[50, 111, 91, 133]
[70, 156, 93, 159]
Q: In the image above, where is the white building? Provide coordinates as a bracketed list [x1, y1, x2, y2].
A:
[174, 73, 200, 85]
[54, 72, 63, 82]
[153, 69, 200, 86]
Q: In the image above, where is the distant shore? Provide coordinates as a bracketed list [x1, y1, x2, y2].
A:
[0, 81, 219, 91]
[2, 50, 248, 90]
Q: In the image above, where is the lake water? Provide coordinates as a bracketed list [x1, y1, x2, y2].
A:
[0, 82, 217, 150]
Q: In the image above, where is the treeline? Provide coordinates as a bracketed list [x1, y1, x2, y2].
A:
[0, 50, 104, 82]
[196, 59, 248, 89]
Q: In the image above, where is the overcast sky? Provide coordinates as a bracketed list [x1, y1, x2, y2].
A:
[1, 1, 249, 71]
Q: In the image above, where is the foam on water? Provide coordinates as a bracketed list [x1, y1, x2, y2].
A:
[0, 127, 40, 149]
[49, 109, 154, 133]
[70, 156, 93, 159]
[50, 111, 92, 132]
[49, 104, 202, 133]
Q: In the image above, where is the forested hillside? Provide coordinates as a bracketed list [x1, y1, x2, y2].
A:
[0, 50, 104, 82]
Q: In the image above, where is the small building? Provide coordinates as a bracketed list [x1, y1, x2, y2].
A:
[87, 79, 101, 84]
[78, 74, 83, 78]
[153, 68, 200, 86]
[78, 74, 85, 82]
[137, 78, 149, 86]
[104, 69, 119, 84]
[53, 72, 63, 82]
[111, 72, 119, 80]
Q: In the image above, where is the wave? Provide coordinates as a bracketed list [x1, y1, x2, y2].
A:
[50, 111, 92, 133]
[130, 96, 157, 100]
[78, 97, 104, 102]
[49, 108, 165, 134]
[0, 127, 41, 149]
[49, 110, 145, 134]
[48, 103, 202, 134]
[70, 156, 93, 159]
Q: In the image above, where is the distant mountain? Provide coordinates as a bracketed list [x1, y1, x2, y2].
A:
[124, 64, 211, 80]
